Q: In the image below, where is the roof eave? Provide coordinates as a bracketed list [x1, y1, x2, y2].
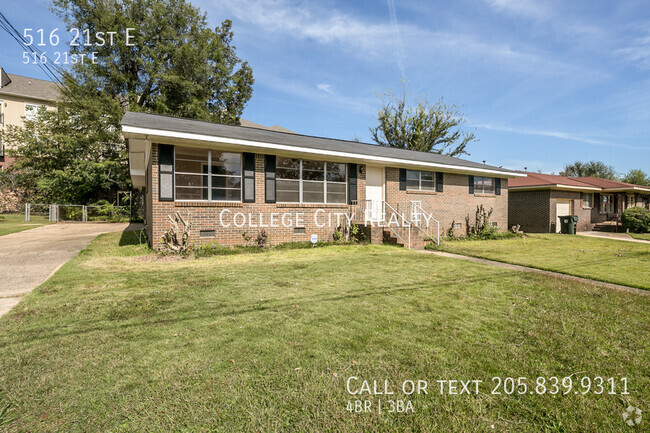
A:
[509, 184, 601, 191]
[122, 124, 525, 178]
[602, 186, 650, 193]
[0, 91, 58, 103]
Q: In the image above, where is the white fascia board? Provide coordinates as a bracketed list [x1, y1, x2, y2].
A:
[602, 187, 650, 193]
[509, 184, 601, 192]
[122, 125, 526, 178]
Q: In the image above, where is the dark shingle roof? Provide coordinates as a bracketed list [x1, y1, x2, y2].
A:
[121, 111, 521, 175]
[0, 71, 61, 102]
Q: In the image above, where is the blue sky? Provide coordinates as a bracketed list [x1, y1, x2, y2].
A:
[2, 0, 650, 174]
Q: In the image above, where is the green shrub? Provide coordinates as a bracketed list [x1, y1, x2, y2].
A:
[89, 200, 130, 222]
[621, 207, 650, 233]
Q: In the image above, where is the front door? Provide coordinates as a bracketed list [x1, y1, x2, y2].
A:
[556, 200, 572, 233]
[365, 166, 384, 221]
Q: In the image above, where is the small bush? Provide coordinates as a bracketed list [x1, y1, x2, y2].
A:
[621, 207, 650, 233]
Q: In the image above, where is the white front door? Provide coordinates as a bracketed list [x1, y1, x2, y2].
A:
[556, 200, 572, 233]
[366, 166, 384, 221]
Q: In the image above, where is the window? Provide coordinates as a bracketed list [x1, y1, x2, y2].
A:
[406, 170, 435, 191]
[24, 103, 44, 121]
[276, 158, 347, 204]
[627, 195, 635, 208]
[174, 147, 241, 201]
[600, 194, 614, 214]
[582, 193, 593, 208]
[474, 176, 495, 194]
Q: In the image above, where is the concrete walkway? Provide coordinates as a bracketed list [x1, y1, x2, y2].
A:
[0, 223, 134, 317]
[422, 250, 649, 297]
[577, 231, 650, 244]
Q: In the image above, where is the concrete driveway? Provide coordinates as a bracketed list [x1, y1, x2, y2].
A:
[0, 223, 135, 317]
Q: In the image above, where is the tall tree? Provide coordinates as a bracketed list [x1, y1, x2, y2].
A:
[622, 169, 650, 186]
[52, 0, 254, 122]
[369, 90, 477, 157]
[560, 160, 617, 180]
[1, 0, 254, 204]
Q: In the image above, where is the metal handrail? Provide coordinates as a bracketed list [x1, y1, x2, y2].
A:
[382, 200, 412, 249]
[411, 202, 440, 245]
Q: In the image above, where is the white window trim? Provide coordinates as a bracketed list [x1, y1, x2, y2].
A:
[582, 192, 594, 209]
[24, 103, 44, 121]
[406, 170, 436, 192]
[276, 158, 347, 204]
[474, 176, 496, 195]
[173, 148, 243, 203]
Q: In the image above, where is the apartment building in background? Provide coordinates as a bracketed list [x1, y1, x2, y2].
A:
[0, 67, 60, 169]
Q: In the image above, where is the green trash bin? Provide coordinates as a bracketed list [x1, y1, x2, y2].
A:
[559, 215, 578, 234]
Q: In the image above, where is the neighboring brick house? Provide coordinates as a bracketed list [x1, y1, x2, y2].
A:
[509, 172, 650, 233]
[0, 67, 60, 169]
[121, 111, 524, 249]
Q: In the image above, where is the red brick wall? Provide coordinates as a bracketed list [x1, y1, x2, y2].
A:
[508, 190, 551, 233]
[146, 144, 510, 248]
[509, 189, 612, 233]
[0, 155, 15, 171]
[149, 145, 356, 248]
[384, 167, 509, 237]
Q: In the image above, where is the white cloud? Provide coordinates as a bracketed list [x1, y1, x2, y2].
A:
[210, 0, 395, 52]
[259, 73, 376, 114]
[476, 123, 649, 151]
[208, 0, 585, 77]
[615, 34, 650, 70]
[317, 83, 332, 94]
[484, 0, 550, 20]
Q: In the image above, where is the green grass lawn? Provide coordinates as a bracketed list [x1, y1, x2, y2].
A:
[432, 234, 650, 290]
[0, 213, 50, 236]
[1, 232, 648, 432]
[629, 233, 650, 241]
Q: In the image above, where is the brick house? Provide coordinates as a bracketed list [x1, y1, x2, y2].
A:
[0, 67, 60, 170]
[121, 111, 524, 249]
[509, 172, 650, 233]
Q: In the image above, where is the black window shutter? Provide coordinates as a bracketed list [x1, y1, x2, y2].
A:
[242, 152, 255, 203]
[348, 163, 357, 204]
[265, 154, 276, 203]
[158, 144, 174, 201]
[436, 172, 444, 192]
[399, 168, 407, 191]
[594, 193, 600, 212]
[468, 175, 475, 194]
[495, 178, 501, 195]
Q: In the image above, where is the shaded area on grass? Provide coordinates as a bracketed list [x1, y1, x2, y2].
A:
[0, 232, 648, 432]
